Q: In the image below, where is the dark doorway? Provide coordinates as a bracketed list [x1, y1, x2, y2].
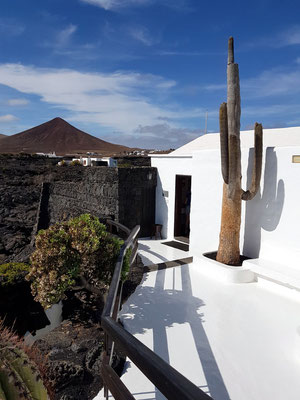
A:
[174, 175, 191, 243]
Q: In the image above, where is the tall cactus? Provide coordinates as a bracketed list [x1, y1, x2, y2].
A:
[216, 37, 263, 265]
[0, 321, 49, 400]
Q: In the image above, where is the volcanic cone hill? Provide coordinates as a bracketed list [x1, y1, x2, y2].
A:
[0, 134, 7, 139]
[0, 117, 129, 155]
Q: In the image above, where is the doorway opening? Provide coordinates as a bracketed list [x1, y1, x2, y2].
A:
[174, 175, 191, 244]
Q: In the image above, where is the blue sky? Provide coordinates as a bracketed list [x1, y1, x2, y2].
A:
[0, 0, 300, 149]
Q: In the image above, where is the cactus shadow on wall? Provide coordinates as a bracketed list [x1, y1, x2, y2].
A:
[243, 147, 285, 258]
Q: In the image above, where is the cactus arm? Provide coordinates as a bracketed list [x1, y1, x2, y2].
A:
[0, 367, 27, 400]
[242, 123, 263, 201]
[0, 329, 49, 400]
[0, 351, 49, 400]
[0, 320, 49, 399]
[227, 37, 242, 200]
[219, 102, 229, 184]
[0, 347, 49, 400]
[12, 350, 49, 400]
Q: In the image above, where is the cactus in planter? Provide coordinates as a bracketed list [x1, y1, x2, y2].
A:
[0, 321, 49, 400]
[216, 37, 263, 265]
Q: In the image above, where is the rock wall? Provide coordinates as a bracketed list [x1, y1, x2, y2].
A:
[115, 156, 151, 167]
[118, 167, 156, 237]
[48, 167, 119, 225]
[0, 155, 156, 263]
[0, 155, 55, 263]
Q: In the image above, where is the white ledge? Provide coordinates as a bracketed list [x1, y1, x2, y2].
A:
[244, 258, 300, 292]
[196, 254, 256, 283]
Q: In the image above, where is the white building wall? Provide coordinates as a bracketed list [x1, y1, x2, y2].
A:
[152, 133, 300, 268]
[151, 156, 193, 240]
[243, 146, 300, 266]
[189, 149, 223, 256]
[190, 146, 300, 268]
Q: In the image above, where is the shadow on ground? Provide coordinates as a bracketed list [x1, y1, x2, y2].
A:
[121, 264, 230, 400]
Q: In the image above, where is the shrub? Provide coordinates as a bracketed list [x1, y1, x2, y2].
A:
[0, 263, 30, 287]
[27, 214, 123, 308]
[118, 162, 131, 168]
[121, 248, 132, 282]
[70, 159, 82, 166]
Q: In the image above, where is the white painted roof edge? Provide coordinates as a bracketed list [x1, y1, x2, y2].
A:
[169, 126, 300, 156]
[150, 154, 193, 158]
[190, 144, 300, 155]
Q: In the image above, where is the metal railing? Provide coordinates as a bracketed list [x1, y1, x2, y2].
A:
[101, 221, 211, 400]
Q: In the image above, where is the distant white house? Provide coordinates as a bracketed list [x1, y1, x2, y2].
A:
[72, 156, 117, 167]
[127, 150, 146, 156]
[36, 151, 58, 158]
[151, 126, 300, 284]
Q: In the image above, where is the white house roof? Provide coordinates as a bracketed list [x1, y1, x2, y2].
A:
[170, 126, 300, 156]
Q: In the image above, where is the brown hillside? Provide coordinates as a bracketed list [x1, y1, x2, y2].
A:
[0, 134, 7, 139]
[0, 117, 129, 155]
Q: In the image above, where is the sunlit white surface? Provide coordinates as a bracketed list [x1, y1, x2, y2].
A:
[94, 239, 300, 400]
[168, 126, 300, 156]
[137, 237, 191, 267]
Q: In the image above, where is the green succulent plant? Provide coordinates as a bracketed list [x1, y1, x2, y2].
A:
[121, 248, 132, 282]
[27, 214, 123, 308]
[0, 263, 30, 287]
[0, 321, 49, 400]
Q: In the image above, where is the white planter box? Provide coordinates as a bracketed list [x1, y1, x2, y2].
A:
[195, 254, 256, 284]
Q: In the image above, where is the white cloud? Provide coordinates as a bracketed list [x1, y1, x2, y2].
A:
[0, 63, 200, 134]
[204, 83, 226, 91]
[6, 98, 29, 106]
[128, 26, 155, 46]
[80, 0, 151, 10]
[204, 64, 300, 99]
[135, 123, 203, 140]
[278, 26, 300, 46]
[158, 50, 224, 56]
[80, 0, 190, 11]
[243, 103, 300, 117]
[53, 47, 99, 60]
[250, 25, 300, 49]
[102, 122, 203, 149]
[0, 18, 25, 37]
[242, 67, 300, 97]
[0, 114, 18, 123]
[55, 24, 77, 48]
